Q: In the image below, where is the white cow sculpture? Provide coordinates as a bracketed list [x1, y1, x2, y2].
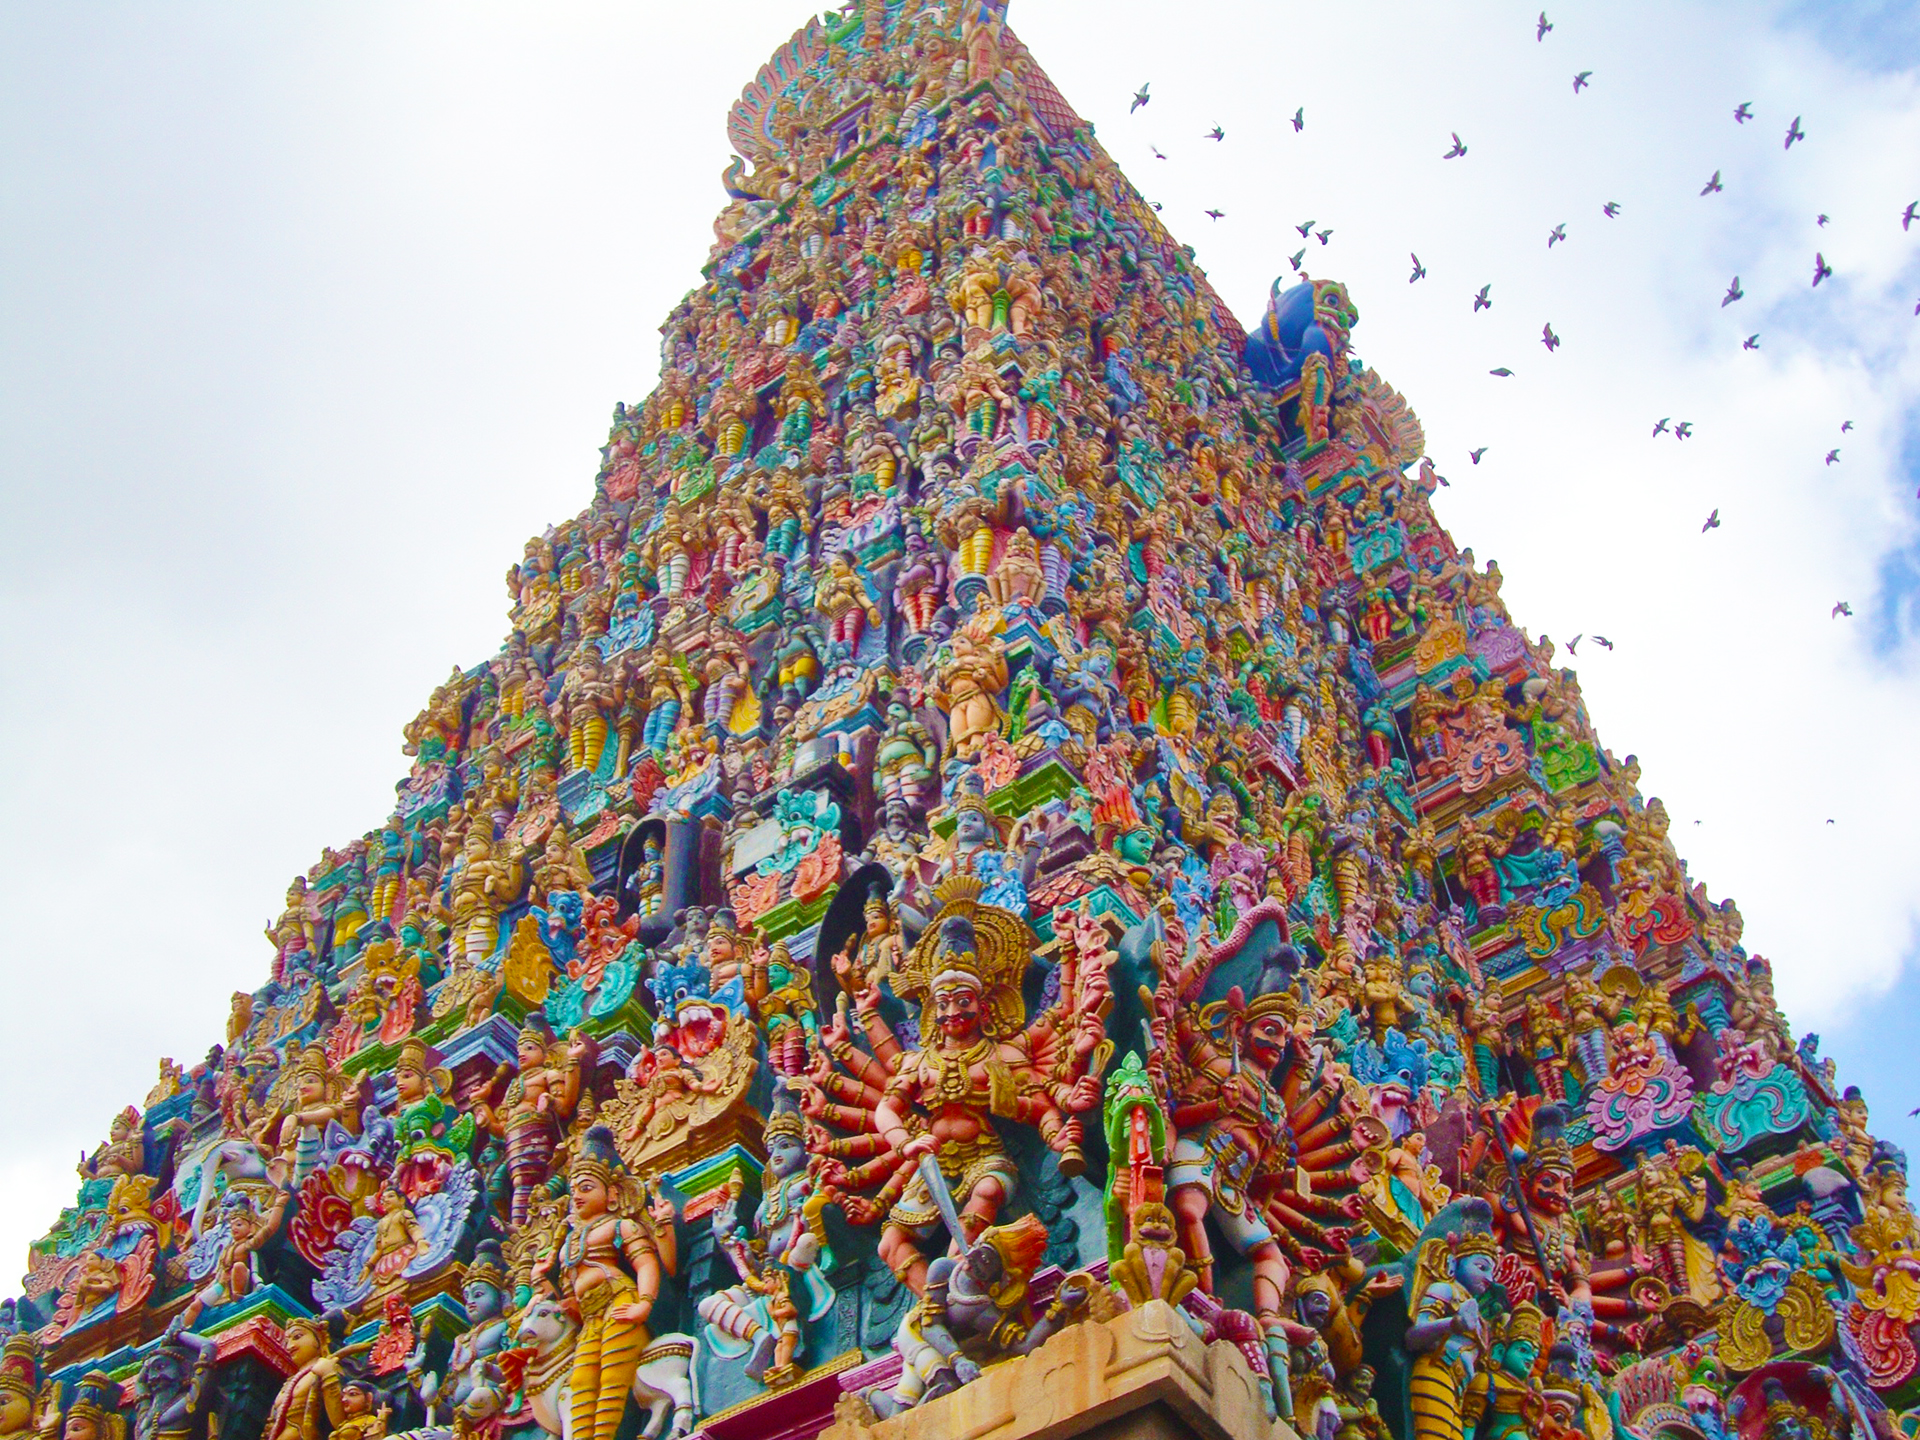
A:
[514, 1296, 696, 1440]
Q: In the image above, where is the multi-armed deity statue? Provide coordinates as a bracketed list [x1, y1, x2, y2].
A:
[14, 5, 1910, 1440]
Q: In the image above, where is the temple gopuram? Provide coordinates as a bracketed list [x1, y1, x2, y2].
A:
[15, 6, 1914, 1440]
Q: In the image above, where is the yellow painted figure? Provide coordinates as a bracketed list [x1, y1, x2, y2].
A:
[532, 1127, 678, 1440]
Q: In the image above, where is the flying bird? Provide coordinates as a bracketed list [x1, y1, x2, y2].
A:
[1734, 102, 1753, 123]
[1548, 223, 1567, 247]
[1842, 420, 1854, 432]
[1470, 447, 1487, 464]
[1652, 417, 1671, 437]
[1593, 635, 1614, 650]
[1675, 421, 1694, 439]
[1150, 202, 1163, 212]
[1573, 71, 1592, 92]
[1701, 170, 1723, 196]
[1744, 334, 1760, 349]
[1567, 634, 1581, 654]
[1131, 83, 1150, 112]
[1813, 252, 1833, 286]
[1292, 107, 1305, 132]
[1537, 10, 1553, 40]
[1903, 201, 1917, 231]
[1443, 132, 1468, 159]
[1542, 322, 1561, 351]
[1409, 253, 1427, 283]
[1722, 276, 1744, 306]
[1316, 228, 1333, 245]
[1289, 248, 1306, 272]
[1206, 126, 1225, 141]
[1489, 367, 1514, 377]
[1825, 448, 1841, 465]
[1473, 284, 1492, 312]
[1785, 115, 1805, 149]
[1702, 508, 1720, 532]
[1204, 209, 1224, 220]
[1817, 213, 1830, 227]
[1833, 601, 1853, 617]
[1296, 219, 1316, 236]
[1603, 201, 1621, 218]
[1149, 144, 1166, 159]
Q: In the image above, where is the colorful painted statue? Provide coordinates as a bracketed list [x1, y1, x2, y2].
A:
[697, 1109, 833, 1389]
[530, 1127, 691, 1440]
[1402, 1200, 1500, 1440]
[865, 1214, 1094, 1418]
[806, 876, 1109, 1292]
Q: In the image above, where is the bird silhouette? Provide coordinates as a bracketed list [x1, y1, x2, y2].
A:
[1409, 254, 1427, 283]
[1785, 115, 1805, 149]
[1832, 601, 1853, 617]
[1701, 170, 1723, 196]
[1593, 635, 1613, 649]
[1904, 201, 1918, 231]
[1813, 252, 1833, 286]
[1567, 634, 1581, 654]
[1817, 213, 1830, 227]
[1316, 228, 1333, 245]
[1734, 102, 1753, 123]
[1652, 417, 1671, 437]
[1842, 420, 1854, 432]
[1289, 249, 1306, 272]
[1722, 276, 1744, 306]
[1702, 508, 1720, 532]
[1150, 201, 1163, 212]
[1826, 449, 1841, 465]
[1542, 322, 1561, 351]
[1204, 209, 1224, 220]
[1537, 10, 1553, 39]
[1131, 83, 1150, 113]
[1295, 219, 1316, 236]
[1489, 367, 1514, 377]
[1603, 201, 1621, 218]
[1744, 334, 1760, 350]
[1573, 71, 1592, 92]
[1470, 447, 1487, 464]
[1548, 223, 1567, 247]
[1149, 144, 1166, 159]
[1827, 818, 1836, 824]
[1443, 132, 1468, 159]
[1675, 421, 1694, 439]
[1292, 107, 1305, 132]
[1206, 126, 1224, 141]
[1473, 284, 1492, 312]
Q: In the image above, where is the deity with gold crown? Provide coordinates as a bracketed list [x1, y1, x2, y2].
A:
[800, 875, 1110, 1294]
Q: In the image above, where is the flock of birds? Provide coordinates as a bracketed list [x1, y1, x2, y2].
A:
[1128, 7, 1919, 632]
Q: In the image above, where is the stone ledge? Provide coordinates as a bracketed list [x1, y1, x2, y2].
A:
[820, 1301, 1297, 1440]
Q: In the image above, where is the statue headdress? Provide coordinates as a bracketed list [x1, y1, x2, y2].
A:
[0, 1336, 37, 1403]
[896, 875, 1034, 1040]
[1500, 1301, 1546, 1351]
[976, 1213, 1050, 1315]
[63, 1372, 126, 1440]
[459, 1238, 508, 1293]
[1520, 1103, 1575, 1181]
[763, 1103, 805, 1147]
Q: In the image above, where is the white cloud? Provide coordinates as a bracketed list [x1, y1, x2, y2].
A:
[0, 0, 1916, 1281]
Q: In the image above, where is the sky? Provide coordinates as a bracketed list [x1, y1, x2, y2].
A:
[1, 0, 1917, 1286]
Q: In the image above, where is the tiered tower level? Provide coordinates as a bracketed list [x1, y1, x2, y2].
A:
[16, 8, 1912, 1440]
